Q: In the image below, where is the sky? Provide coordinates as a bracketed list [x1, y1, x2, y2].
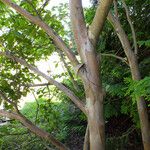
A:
[49, 0, 91, 8]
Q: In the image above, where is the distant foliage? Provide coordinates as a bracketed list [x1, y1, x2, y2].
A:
[125, 77, 150, 102]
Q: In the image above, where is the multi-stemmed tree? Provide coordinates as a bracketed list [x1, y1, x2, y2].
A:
[0, 0, 149, 149]
[0, 0, 112, 149]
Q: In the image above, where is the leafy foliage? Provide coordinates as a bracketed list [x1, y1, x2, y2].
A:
[125, 77, 150, 102]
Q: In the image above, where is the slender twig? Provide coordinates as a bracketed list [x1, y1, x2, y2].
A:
[28, 83, 51, 87]
[47, 85, 51, 100]
[40, 0, 51, 11]
[57, 49, 80, 91]
[17, 83, 51, 88]
[121, 0, 138, 54]
[25, 0, 42, 19]
[32, 91, 39, 125]
[101, 53, 129, 65]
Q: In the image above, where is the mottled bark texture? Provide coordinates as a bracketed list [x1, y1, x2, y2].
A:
[69, 1, 112, 149]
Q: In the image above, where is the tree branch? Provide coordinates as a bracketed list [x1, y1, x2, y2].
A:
[69, 0, 104, 88]
[69, 0, 89, 63]
[57, 49, 80, 91]
[0, 90, 18, 111]
[121, 0, 138, 54]
[32, 91, 39, 125]
[25, 0, 42, 19]
[1, 0, 79, 67]
[89, 0, 113, 46]
[0, 109, 69, 150]
[28, 83, 51, 87]
[101, 53, 129, 65]
[0, 51, 86, 115]
[107, 12, 135, 65]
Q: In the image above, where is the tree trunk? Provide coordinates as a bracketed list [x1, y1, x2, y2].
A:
[86, 91, 105, 150]
[69, 1, 106, 149]
[108, 13, 150, 150]
[84, 61, 105, 150]
[129, 54, 150, 150]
